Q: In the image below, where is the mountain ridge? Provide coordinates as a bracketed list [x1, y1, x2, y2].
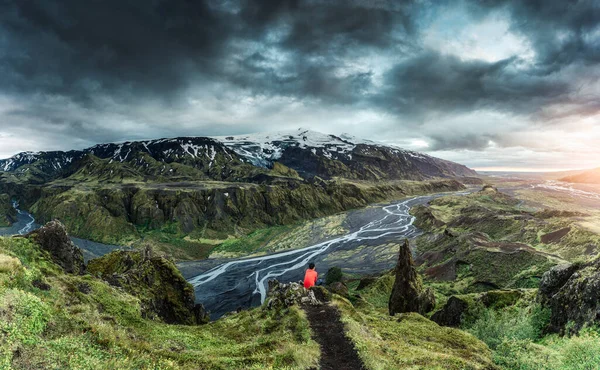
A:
[0, 128, 477, 182]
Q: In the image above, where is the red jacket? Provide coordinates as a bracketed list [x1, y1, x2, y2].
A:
[304, 269, 318, 289]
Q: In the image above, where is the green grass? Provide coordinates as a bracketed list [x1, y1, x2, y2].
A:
[211, 225, 295, 257]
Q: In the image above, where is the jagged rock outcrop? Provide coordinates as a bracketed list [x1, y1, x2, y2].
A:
[87, 247, 209, 325]
[431, 297, 469, 327]
[538, 261, 599, 333]
[389, 239, 435, 316]
[25, 220, 85, 274]
[265, 280, 323, 311]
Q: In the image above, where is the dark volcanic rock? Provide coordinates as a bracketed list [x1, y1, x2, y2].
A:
[25, 220, 85, 274]
[389, 239, 436, 316]
[431, 296, 468, 327]
[87, 247, 208, 325]
[32, 279, 51, 291]
[538, 260, 600, 333]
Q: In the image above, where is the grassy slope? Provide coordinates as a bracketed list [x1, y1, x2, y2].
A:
[341, 276, 496, 369]
[0, 236, 319, 369]
[403, 187, 600, 369]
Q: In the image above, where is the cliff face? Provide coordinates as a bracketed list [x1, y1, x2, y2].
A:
[31, 179, 465, 245]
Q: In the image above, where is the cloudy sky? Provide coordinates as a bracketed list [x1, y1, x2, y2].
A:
[0, 0, 599, 171]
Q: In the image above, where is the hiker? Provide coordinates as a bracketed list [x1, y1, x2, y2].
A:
[304, 262, 318, 289]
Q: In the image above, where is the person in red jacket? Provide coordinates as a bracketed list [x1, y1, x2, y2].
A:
[303, 263, 318, 289]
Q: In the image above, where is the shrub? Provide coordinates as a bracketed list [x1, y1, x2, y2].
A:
[325, 266, 343, 285]
[465, 303, 549, 349]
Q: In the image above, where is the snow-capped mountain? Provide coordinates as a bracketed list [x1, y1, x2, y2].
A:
[217, 129, 437, 164]
[0, 129, 477, 182]
[216, 129, 476, 180]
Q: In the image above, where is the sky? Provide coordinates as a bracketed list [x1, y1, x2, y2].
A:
[0, 0, 599, 171]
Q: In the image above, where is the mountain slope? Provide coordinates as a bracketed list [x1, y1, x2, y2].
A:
[560, 167, 600, 184]
[0, 129, 477, 183]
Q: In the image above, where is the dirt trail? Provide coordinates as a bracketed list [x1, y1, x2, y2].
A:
[303, 304, 366, 370]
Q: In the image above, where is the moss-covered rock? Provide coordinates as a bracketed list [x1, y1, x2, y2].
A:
[87, 247, 208, 325]
[265, 280, 323, 311]
[538, 259, 600, 334]
[431, 296, 469, 327]
[389, 239, 436, 316]
[25, 220, 85, 274]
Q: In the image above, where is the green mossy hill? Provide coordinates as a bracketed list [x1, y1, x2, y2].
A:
[431, 289, 530, 327]
[415, 231, 557, 293]
[31, 179, 465, 252]
[412, 187, 599, 269]
[31, 189, 139, 245]
[0, 236, 320, 369]
[87, 247, 208, 325]
[0, 194, 16, 227]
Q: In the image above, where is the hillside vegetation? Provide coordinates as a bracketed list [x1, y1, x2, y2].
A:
[0, 230, 497, 369]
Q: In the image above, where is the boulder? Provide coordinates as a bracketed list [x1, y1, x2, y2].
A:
[538, 260, 600, 333]
[88, 247, 209, 325]
[389, 239, 436, 316]
[25, 220, 85, 274]
[431, 296, 468, 327]
[265, 280, 323, 310]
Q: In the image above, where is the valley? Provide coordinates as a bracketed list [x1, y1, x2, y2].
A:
[3, 131, 600, 369]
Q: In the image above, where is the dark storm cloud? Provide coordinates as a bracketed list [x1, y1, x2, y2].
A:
[0, 0, 599, 166]
[376, 51, 571, 116]
[0, 0, 233, 103]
